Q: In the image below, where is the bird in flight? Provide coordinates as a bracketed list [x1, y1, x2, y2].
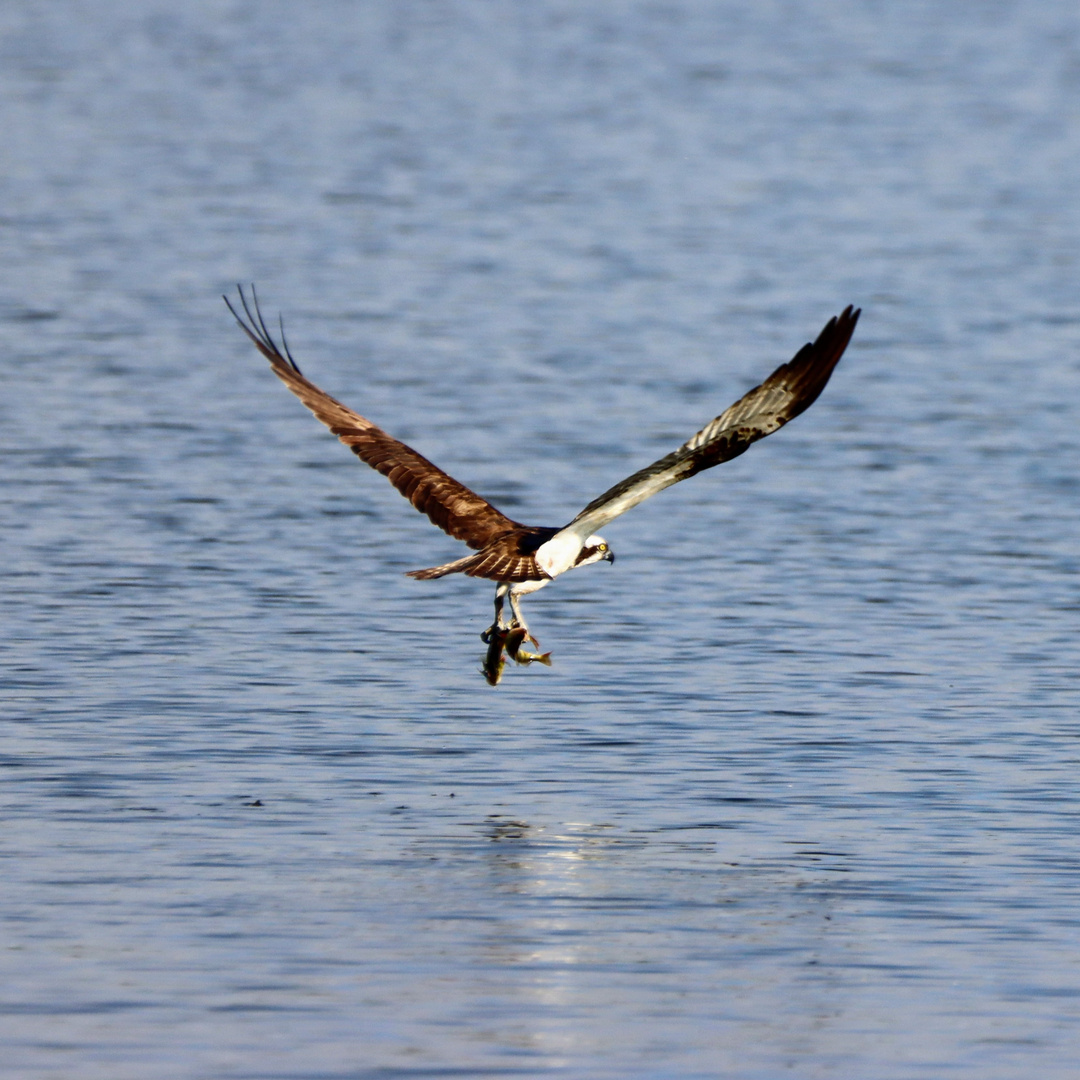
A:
[226, 287, 859, 684]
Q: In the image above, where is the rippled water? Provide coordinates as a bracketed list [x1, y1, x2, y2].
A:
[4, 2, 1080, 1077]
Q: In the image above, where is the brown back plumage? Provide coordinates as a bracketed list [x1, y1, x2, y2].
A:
[405, 524, 557, 582]
[225, 287, 525, 551]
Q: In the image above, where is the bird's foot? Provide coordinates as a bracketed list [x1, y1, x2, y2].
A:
[481, 623, 510, 644]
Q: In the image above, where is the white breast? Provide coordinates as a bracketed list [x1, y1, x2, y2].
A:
[535, 531, 585, 578]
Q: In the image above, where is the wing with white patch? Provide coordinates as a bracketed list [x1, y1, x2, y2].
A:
[559, 305, 859, 545]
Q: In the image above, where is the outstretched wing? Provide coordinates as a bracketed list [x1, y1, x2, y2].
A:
[565, 305, 860, 539]
[225, 286, 525, 550]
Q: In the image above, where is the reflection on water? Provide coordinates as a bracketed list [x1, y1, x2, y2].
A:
[4, 0, 1080, 1077]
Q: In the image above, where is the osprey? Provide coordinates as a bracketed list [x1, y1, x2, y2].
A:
[226, 287, 858, 682]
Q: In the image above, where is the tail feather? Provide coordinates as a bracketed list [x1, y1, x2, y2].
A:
[405, 552, 483, 580]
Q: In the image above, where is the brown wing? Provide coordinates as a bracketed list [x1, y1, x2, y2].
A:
[226, 286, 525, 550]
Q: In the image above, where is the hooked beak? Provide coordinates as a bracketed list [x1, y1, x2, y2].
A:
[604, 549, 615, 565]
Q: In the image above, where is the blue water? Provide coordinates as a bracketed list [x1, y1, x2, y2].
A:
[3, 2, 1080, 1077]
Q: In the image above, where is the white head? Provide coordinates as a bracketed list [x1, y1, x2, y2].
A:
[574, 534, 615, 568]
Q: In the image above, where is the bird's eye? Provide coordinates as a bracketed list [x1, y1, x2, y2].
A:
[598, 544, 607, 551]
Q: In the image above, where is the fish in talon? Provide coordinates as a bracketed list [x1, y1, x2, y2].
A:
[521, 650, 553, 667]
[482, 627, 510, 686]
[505, 628, 552, 666]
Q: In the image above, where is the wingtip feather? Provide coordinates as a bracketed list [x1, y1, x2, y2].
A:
[225, 284, 303, 375]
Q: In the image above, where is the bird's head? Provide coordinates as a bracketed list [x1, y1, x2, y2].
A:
[575, 535, 615, 567]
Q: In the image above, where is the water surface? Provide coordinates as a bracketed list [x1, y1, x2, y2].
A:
[3, 2, 1080, 1077]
